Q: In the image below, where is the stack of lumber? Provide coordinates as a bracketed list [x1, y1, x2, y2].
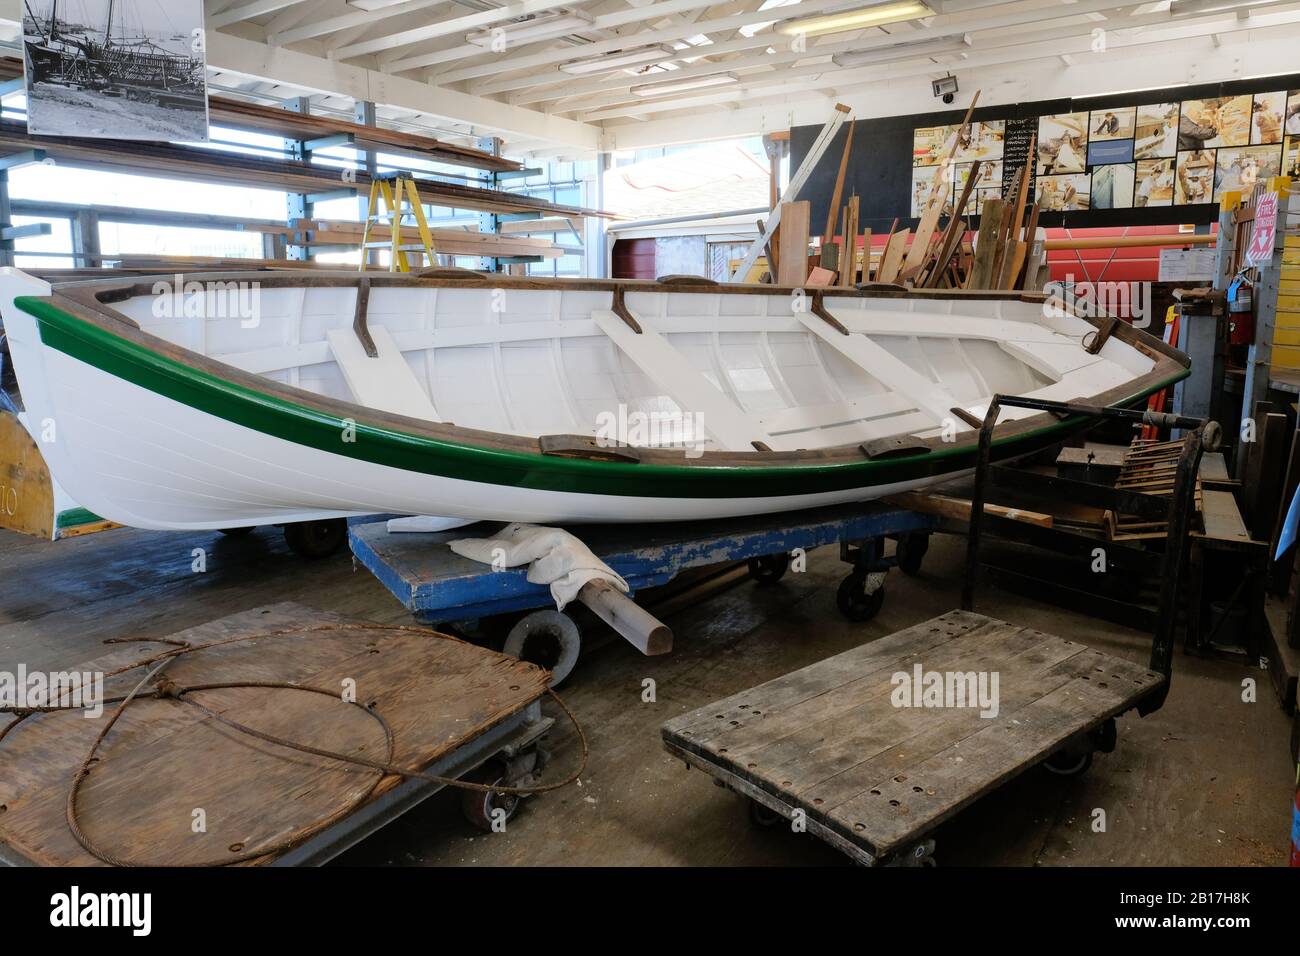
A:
[763, 89, 1043, 292]
[251, 220, 565, 259]
[0, 56, 516, 173]
[1107, 437, 1204, 541]
[0, 118, 610, 220]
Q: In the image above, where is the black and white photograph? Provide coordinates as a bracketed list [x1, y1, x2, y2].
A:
[1, 0, 1299, 938]
[22, 0, 208, 141]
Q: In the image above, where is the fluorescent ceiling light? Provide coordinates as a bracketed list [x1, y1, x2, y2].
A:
[1073, 83, 1188, 98]
[831, 33, 971, 68]
[346, 0, 409, 9]
[1169, 0, 1255, 13]
[777, 0, 934, 38]
[560, 44, 679, 75]
[467, 12, 595, 46]
[631, 72, 739, 96]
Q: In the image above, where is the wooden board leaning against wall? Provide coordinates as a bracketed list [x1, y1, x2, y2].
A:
[740, 92, 1050, 293]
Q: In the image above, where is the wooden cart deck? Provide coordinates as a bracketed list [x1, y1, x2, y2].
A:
[662, 610, 1166, 865]
[0, 602, 551, 866]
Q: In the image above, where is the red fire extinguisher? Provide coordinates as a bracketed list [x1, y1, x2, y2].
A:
[1227, 274, 1255, 346]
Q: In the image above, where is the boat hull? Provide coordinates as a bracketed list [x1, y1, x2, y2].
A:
[0, 269, 1188, 531]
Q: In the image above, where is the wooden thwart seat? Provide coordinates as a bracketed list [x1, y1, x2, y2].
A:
[326, 324, 440, 422]
[591, 308, 774, 452]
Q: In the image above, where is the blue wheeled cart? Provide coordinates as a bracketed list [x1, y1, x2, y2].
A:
[349, 502, 938, 684]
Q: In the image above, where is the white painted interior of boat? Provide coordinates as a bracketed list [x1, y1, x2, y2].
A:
[108, 284, 1153, 455]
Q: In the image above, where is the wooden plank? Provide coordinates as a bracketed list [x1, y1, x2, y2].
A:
[1250, 411, 1289, 542]
[828, 662, 1155, 855]
[0, 410, 54, 539]
[777, 201, 812, 286]
[753, 632, 1095, 813]
[0, 118, 606, 220]
[591, 309, 771, 451]
[883, 490, 1053, 527]
[823, 120, 856, 244]
[1017, 203, 1042, 290]
[667, 611, 995, 739]
[1200, 488, 1252, 543]
[805, 266, 837, 287]
[903, 90, 981, 277]
[326, 325, 441, 421]
[0, 603, 549, 866]
[922, 159, 981, 289]
[876, 228, 910, 284]
[1198, 451, 1234, 487]
[965, 198, 1006, 290]
[840, 195, 860, 287]
[708, 620, 1045, 768]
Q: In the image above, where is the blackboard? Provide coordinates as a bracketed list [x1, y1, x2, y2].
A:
[790, 73, 1300, 233]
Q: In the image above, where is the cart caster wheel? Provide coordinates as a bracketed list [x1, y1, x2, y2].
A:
[748, 553, 791, 585]
[218, 526, 255, 537]
[1042, 748, 1093, 777]
[747, 798, 783, 829]
[461, 763, 521, 833]
[837, 570, 886, 622]
[283, 518, 347, 559]
[503, 609, 581, 687]
[1090, 717, 1117, 754]
[895, 533, 929, 576]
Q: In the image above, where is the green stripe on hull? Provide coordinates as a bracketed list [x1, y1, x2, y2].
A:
[56, 507, 105, 529]
[17, 296, 1188, 501]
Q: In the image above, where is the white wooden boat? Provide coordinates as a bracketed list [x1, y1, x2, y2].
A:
[0, 267, 1186, 531]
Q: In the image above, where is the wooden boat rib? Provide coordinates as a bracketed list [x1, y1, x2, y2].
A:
[0, 268, 1187, 530]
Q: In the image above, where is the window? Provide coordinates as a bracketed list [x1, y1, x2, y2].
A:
[13, 216, 74, 269]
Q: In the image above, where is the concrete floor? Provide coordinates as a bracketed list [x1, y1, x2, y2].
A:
[0, 523, 1293, 866]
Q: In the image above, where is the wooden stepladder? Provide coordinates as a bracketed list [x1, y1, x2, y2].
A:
[359, 171, 437, 272]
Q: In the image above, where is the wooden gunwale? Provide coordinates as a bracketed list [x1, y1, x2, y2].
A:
[32, 272, 1188, 473]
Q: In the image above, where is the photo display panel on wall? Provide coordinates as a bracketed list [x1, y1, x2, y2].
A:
[790, 74, 1300, 233]
[21, 0, 209, 142]
[911, 86, 1293, 217]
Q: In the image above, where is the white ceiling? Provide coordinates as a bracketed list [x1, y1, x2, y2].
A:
[9, 0, 1300, 159]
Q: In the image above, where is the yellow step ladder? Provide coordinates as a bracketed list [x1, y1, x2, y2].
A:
[358, 172, 437, 272]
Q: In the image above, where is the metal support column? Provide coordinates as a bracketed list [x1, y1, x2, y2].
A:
[476, 135, 503, 272]
[355, 100, 378, 267]
[71, 208, 100, 268]
[594, 151, 610, 279]
[284, 96, 312, 261]
[1240, 177, 1293, 479]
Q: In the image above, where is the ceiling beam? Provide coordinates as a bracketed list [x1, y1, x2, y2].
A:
[269, 0, 454, 47]
[510, 32, 971, 107]
[331, 0, 585, 60]
[563, 0, 1299, 118]
[201, 28, 601, 149]
[590, 9, 1300, 125]
[422, 0, 865, 83]
[210, 0, 315, 29]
